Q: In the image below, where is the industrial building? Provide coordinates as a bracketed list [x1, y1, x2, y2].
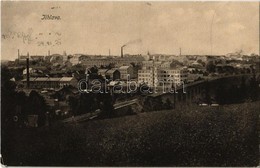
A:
[118, 65, 134, 80]
[21, 77, 78, 89]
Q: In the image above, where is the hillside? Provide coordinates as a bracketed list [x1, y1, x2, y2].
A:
[2, 101, 259, 166]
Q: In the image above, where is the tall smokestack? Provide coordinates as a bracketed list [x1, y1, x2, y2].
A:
[26, 52, 30, 88]
[121, 46, 124, 58]
[18, 49, 20, 64]
[48, 50, 50, 56]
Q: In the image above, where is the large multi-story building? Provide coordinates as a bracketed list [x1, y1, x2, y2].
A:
[137, 68, 154, 86]
[138, 67, 188, 88]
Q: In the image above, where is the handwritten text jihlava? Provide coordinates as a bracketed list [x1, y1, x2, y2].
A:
[41, 15, 61, 20]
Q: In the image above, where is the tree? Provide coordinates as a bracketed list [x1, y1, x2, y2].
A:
[90, 66, 98, 74]
[197, 59, 206, 67]
[249, 74, 259, 101]
[152, 97, 164, 111]
[77, 93, 95, 114]
[142, 97, 152, 112]
[203, 81, 211, 104]
[126, 106, 135, 115]
[170, 60, 183, 68]
[100, 93, 114, 118]
[15, 91, 28, 122]
[206, 61, 216, 73]
[239, 77, 247, 102]
[215, 81, 227, 105]
[1, 67, 17, 128]
[164, 98, 173, 110]
[68, 96, 78, 115]
[27, 90, 47, 126]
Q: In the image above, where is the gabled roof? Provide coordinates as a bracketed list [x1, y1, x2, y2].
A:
[60, 77, 75, 82]
[98, 69, 109, 76]
[35, 77, 50, 82]
[119, 66, 130, 70]
[21, 78, 37, 82]
[48, 78, 62, 81]
[21, 77, 76, 82]
[106, 68, 119, 75]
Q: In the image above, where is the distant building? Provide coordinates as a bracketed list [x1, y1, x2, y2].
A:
[30, 55, 45, 62]
[45, 54, 64, 64]
[69, 55, 80, 65]
[148, 54, 173, 61]
[160, 62, 171, 68]
[98, 69, 109, 78]
[80, 56, 145, 68]
[98, 68, 121, 80]
[142, 60, 162, 68]
[69, 54, 90, 65]
[22, 68, 44, 78]
[81, 58, 117, 67]
[196, 55, 208, 62]
[106, 69, 121, 80]
[17, 55, 29, 65]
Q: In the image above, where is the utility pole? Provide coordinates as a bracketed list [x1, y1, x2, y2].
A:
[26, 52, 30, 88]
[152, 55, 155, 89]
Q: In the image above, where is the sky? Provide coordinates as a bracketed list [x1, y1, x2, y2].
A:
[1, 1, 259, 60]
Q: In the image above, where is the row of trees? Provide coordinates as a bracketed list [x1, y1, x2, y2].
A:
[215, 76, 259, 104]
[1, 67, 47, 128]
[206, 61, 255, 74]
[142, 97, 173, 112]
[68, 93, 114, 118]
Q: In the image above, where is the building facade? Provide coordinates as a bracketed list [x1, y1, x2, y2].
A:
[138, 67, 188, 88]
[119, 66, 134, 80]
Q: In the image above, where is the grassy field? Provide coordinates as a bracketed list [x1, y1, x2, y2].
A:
[2, 101, 259, 166]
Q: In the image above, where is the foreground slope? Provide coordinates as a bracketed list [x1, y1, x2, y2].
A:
[2, 102, 259, 166]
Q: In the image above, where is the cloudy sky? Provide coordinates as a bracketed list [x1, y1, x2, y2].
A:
[1, 1, 259, 60]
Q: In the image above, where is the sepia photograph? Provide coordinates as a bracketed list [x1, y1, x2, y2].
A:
[1, 1, 259, 167]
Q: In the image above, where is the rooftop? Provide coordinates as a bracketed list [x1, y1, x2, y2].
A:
[21, 77, 76, 82]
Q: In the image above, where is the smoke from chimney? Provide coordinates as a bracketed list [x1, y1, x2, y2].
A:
[123, 39, 142, 46]
[121, 39, 142, 57]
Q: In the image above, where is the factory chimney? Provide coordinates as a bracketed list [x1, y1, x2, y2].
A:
[179, 48, 182, 56]
[26, 52, 30, 88]
[48, 50, 50, 56]
[18, 49, 20, 64]
[121, 46, 125, 58]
